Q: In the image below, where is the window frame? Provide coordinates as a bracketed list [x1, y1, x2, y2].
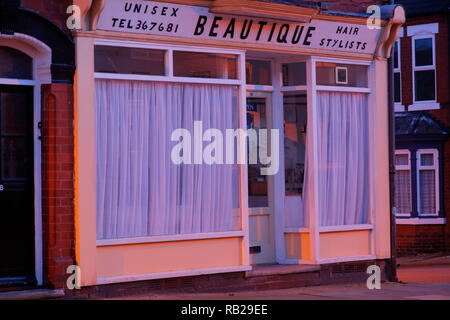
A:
[394, 149, 412, 217]
[407, 23, 440, 111]
[92, 38, 248, 246]
[416, 148, 440, 217]
[393, 39, 404, 111]
[94, 39, 244, 85]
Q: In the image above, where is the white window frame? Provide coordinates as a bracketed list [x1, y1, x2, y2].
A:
[394, 149, 412, 217]
[311, 57, 375, 265]
[408, 23, 440, 110]
[93, 39, 249, 249]
[416, 148, 440, 217]
[393, 39, 404, 112]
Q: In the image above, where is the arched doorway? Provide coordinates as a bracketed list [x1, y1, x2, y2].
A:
[0, 33, 51, 287]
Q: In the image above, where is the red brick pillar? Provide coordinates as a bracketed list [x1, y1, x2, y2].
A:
[41, 84, 75, 288]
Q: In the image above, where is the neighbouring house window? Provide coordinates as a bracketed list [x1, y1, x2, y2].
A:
[394, 148, 441, 219]
[394, 150, 412, 216]
[393, 41, 402, 104]
[317, 91, 370, 226]
[417, 149, 439, 216]
[413, 36, 436, 102]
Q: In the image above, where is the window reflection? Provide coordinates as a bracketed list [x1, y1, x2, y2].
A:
[247, 97, 268, 208]
[283, 93, 307, 196]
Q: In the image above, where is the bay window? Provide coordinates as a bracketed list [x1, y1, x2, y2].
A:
[417, 149, 439, 216]
[394, 150, 412, 216]
[395, 148, 442, 221]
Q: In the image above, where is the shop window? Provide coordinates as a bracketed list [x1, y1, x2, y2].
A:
[417, 149, 439, 216]
[173, 51, 238, 79]
[95, 80, 241, 239]
[393, 41, 402, 105]
[282, 62, 306, 86]
[0, 46, 33, 79]
[317, 91, 370, 226]
[94, 45, 165, 75]
[246, 60, 271, 85]
[394, 150, 412, 216]
[316, 62, 368, 88]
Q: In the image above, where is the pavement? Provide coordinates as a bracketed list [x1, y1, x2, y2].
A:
[112, 281, 450, 300]
[111, 253, 450, 300]
[1, 254, 449, 300]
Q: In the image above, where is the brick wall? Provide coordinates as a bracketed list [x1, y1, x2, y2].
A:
[396, 13, 450, 256]
[41, 84, 75, 288]
[20, 0, 72, 34]
[397, 224, 446, 256]
[316, 0, 389, 13]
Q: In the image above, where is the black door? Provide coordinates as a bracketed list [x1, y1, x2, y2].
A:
[0, 85, 35, 286]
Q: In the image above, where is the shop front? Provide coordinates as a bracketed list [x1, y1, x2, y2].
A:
[74, 0, 404, 288]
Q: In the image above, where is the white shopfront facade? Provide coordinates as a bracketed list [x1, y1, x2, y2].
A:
[74, 0, 404, 286]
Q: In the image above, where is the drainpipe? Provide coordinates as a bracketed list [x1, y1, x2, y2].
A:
[387, 0, 398, 283]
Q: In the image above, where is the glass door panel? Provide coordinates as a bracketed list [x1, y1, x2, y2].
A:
[283, 93, 307, 229]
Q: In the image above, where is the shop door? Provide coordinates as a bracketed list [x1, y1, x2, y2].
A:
[0, 85, 35, 285]
[246, 92, 276, 264]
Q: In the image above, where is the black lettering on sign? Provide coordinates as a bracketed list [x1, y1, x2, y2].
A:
[256, 21, 267, 41]
[240, 20, 252, 40]
[277, 24, 289, 43]
[291, 25, 304, 44]
[303, 26, 315, 45]
[209, 16, 222, 37]
[194, 15, 207, 36]
[223, 18, 235, 39]
[267, 23, 277, 42]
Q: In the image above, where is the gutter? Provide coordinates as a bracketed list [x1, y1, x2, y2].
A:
[377, 3, 406, 282]
[387, 0, 399, 282]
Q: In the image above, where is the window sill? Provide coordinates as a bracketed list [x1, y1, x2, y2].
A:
[394, 104, 405, 112]
[97, 231, 245, 247]
[408, 102, 440, 111]
[396, 218, 445, 225]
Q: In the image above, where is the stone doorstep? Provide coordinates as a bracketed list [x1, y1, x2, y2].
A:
[0, 289, 65, 300]
[245, 264, 321, 278]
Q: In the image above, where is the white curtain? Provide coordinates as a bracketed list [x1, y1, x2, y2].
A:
[95, 79, 240, 240]
[317, 91, 369, 226]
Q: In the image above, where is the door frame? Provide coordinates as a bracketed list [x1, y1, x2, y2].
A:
[0, 33, 52, 285]
[246, 91, 277, 264]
